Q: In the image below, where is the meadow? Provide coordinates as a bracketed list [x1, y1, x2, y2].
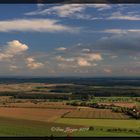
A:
[55, 118, 140, 136]
[55, 118, 140, 129]
[0, 117, 139, 137]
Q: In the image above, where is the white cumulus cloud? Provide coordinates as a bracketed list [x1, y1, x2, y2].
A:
[85, 53, 103, 61]
[0, 40, 28, 61]
[77, 58, 92, 67]
[5, 40, 28, 55]
[26, 57, 44, 70]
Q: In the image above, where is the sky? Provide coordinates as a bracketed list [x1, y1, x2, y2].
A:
[0, 4, 140, 77]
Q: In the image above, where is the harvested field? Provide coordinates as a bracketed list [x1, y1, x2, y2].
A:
[1, 102, 77, 109]
[0, 83, 44, 92]
[98, 102, 136, 108]
[63, 108, 129, 119]
[0, 83, 73, 92]
[0, 96, 11, 102]
[0, 107, 70, 122]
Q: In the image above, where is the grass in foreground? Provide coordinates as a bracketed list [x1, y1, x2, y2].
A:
[55, 118, 140, 136]
[0, 117, 139, 136]
[0, 117, 70, 136]
[55, 118, 140, 129]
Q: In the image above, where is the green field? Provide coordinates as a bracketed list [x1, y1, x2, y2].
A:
[55, 118, 140, 129]
[0, 117, 140, 136]
[72, 130, 140, 137]
[55, 118, 140, 136]
[0, 117, 66, 136]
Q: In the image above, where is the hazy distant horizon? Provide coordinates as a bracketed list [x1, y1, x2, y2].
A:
[0, 75, 140, 79]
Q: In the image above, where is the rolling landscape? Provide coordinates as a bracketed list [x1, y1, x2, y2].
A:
[0, 77, 139, 136]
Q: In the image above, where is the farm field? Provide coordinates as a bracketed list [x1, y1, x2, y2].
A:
[0, 83, 45, 92]
[72, 130, 140, 137]
[2, 101, 77, 109]
[0, 116, 78, 136]
[0, 78, 139, 136]
[0, 105, 139, 136]
[98, 102, 136, 108]
[0, 83, 73, 93]
[0, 117, 139, 136]
[0, 107, 70, 122]
[55, 118, 140, 129]
[63, 108, 129, 119]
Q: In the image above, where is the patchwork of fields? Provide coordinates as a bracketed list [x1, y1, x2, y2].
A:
[0, 116, 139, 136]
[63, 108, 129, 119]
[0, 82, 139, 136]
[0, 104, 139, 136]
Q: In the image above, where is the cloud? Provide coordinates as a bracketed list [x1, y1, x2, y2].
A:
[0, 53, 13, 61]
[25, 4, 111, 19]
[0, 19, 77, 33]
[108, 11, 140, 21]
[55, 56, 65, 61]
[56, 52, 102, 62]
[102, 29, 140, 34]
[104, 68, 112, 73]
[84, 53, 103, 61]
[5, 40, 28, 55]
[9, 65, 19, 71]
[1, 32, 140, 76]
[90, 4, 112, 11]
[77, 58, 92, 67]
[110, 55, 118, 59]
[93, 33, 140, 55]
[81, 48, 90, 52]
[25, 4, 140, 22]
[91, 11, 140, 21]
[26, 4, 81, 16]
[26, 57, 44, 70]
[56, 56, 75, 62]
[56, 47, 67, 51]
[77, 57, 97, 67]
[0, 40, 45, 72]
[54, 45, 103, 68]
[0, 40, 28, 61]
[54, 48, 102, 69]
[25, 4, 87, 18]
[75, 52, 102, 67]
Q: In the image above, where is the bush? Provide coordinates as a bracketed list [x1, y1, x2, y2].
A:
[89, 126, 94, 131]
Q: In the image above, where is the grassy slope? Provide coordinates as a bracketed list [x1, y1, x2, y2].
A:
[55, 118, 140, 129]
[72, 131, 140, 137]
[0, 117, 71, 136]
[0, 116, 139, 136]
[55, 118, 140, 136]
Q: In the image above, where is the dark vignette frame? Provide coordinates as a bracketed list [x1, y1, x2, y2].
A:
[0, 0, 139, 140]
